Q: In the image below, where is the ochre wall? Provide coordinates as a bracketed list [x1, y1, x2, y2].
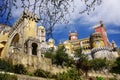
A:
[24, 18, 37, 40]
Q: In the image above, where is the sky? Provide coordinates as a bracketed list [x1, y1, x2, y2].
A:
[53, 0, 120, 47]
[0, 0, 120, 47]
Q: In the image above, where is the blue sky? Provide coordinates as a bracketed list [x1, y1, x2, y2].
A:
[0, 0, 120, 47]
[52, 0, 120, 47]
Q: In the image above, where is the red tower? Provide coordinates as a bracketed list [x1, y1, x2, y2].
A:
[93, 21, 110, 47]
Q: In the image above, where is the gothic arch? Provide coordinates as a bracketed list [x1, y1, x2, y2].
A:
[11, 33, 20, 46]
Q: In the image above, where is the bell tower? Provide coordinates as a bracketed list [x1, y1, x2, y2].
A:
[69, 31, 78, 40]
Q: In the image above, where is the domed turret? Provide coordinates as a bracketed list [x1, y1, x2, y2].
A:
[48, 38, 55, 48]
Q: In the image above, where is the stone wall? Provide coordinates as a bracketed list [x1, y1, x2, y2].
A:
[0, 71, 54, 80]
[8, 52, 66, 74]
[17, 74, 54, 80]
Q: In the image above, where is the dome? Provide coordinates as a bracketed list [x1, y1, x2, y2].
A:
[38, 26, 45, 29]
[48, 38, 54, 43]
[63, 41, 69, 44]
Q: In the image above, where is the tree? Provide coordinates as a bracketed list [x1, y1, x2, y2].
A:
[44, 48, 55, 58]
[56, 68, 81, 80]
[110, 57, 120, 74]
[89, 58, 108, 71]
[0, 0, 102, 38]
[53, 45, 74, 67]
[74, 47, 90, 78]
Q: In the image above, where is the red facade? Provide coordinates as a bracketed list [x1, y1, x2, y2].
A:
[94, 26, 108, 46]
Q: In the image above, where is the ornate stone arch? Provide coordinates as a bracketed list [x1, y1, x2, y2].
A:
[25, 37, 41, 57]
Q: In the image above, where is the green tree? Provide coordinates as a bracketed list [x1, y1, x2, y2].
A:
[56, 68, 81, 80]
[110, 57, 120, 74]
[89, 58, 108, 71]
[75, 47, 90, 78]
[53, 45, 74, 67]
[44, 48, 55, 58]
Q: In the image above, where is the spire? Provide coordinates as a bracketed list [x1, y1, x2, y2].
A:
[112, 40, 117, 48]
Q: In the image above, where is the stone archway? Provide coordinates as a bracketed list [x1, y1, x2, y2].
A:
[32, 43, 38, 55]
[11, 33, 20, 46]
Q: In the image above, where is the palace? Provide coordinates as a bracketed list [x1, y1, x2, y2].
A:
[63, 21, 118, 60]
[0, 10, 119, 72]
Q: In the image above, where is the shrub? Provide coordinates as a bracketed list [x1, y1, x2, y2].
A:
[13, 64, 27, 74]
[0, 59, 13, 72]
[96, 76, 105, 80]
[0, 73, 17, 80]
[34, 69, 56, 78]
[56, 68, 81, 80]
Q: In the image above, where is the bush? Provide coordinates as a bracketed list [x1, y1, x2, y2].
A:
[13, 64, 27, 74]
[110, 57, 120, 74]
[89, 58, 108, 71]
[56, 68, 81, 80]
[0, 59, 13, 72]
[96, 76, 105, 80]
[34, 69, 56, 78]
[0, 73, 17, 80]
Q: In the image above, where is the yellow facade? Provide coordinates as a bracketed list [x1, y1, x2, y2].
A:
[64, 41, 73, 54]
[24, 18, 37, 40]
[93, 40, 105, 48]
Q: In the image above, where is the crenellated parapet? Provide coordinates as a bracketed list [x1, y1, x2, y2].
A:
[91, 47, 117, 60]
[22, 10, 39, 22]
[91, 47, 111, 54]
[9, 10, 39, 36]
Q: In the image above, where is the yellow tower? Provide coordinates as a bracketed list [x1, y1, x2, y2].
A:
[90, 32, 105, 48]
[23, 10, 39, 41]
[64, 41, 73, 54]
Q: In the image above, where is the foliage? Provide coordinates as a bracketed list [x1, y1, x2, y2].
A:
[0, 59, 13, 72]
[75, 47, 90, 78]
[0, 73, 17, 80]
[44, 48, 55, 58]
[13, 64, 27, 74]
[52, 45, 74, 67]
[56, 68, 81, 80]
[110, 57, 120, 74]
[96, 76, 105, 80]
[34, 69, 56, 78]
[89, 58, 108, 70]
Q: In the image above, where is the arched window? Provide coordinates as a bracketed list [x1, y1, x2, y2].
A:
[32, 43, 38, 55]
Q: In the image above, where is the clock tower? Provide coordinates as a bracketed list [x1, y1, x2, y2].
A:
[69, 31, 78, 40]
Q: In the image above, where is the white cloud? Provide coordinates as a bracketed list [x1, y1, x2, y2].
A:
[11, 0, 120, 27]
[70, 0, 120, 26]
[107, 29, 120, 34]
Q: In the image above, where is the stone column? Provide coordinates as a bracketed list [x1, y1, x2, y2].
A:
[37, 44, 41, 57]
[28, 41, 32, 55]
